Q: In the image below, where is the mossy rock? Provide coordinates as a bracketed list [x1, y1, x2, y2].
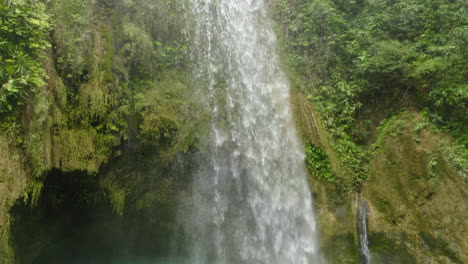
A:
[52, 129, 109, 173]
[364, 111, 468, 263]
[368, 232, 416, 264]
[0, 134, 28, 264]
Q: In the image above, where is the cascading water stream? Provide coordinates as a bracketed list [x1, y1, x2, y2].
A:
[182, 0, 324, 263]
[358, 194, 371, 264]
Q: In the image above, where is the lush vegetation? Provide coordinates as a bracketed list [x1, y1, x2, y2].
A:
[273, 0, 467, 191]
[0, 0, 196, 174]
[0, 0, 196, 260]
[305, 142, 336, 182]
[0, 0, 467, 263]
[0, 0, 51, 112]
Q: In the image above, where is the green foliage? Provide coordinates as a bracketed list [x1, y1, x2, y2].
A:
[107, 187, 125, 216]
[305, 143, 336, 182]
[101, 24, 115, 82]
[132, 71, 206, 159]
[313, 76, 365, 139]
[122, 21, 155, 77]
[427, 154, 440, 192]
[373, 115, 404, 153]
[123, 21, 188, 79]
[0, 116, 23, 144]
[353, 0, 467, 141]
[440, 142, 468, 184]
[51, 0, 90, 81]
[275, 0, 467, 142]
[121, 0, 188, 80]
[0, 215, 15, 264]
[373, 111, 467, 184]
[306, 77, 368, 189]
[21, 180, 43, 207]
[0, 0, 51, 112]
[336, 138, 368, 189]
[274, 0, 467, 189]
[274, 0, 347, 80]
[0, 2, 196, 261]
[122, 0, 186, 42]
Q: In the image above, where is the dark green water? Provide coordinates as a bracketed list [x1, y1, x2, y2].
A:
[54, 257, 189, 264]
[110, 258, 188, 264]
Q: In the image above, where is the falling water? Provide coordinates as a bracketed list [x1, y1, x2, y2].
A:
[358, 194, 371, 264]
[182, 0, 323, 263]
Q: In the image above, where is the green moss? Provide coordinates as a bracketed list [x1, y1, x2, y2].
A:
[288, 86, 359, 263]
[53, 129, 106, 173]
[365, 111, 468, 263]
[369, 232, 416, 263]
[101, 24, 115, 83]
[0, 1, 195, 262]
[21, 181, 44, 207]
[77, 75, 110, 119]
[26, 84, 53, 179]
[0, 134, 27, 264]
[420, 232, 462, 264]
[108, 187, 125, 216]
[131, 71, 208, 160]
[322, 233, 358, 264]
[0, 220, 15, 264]
[52, 0, 90, 80]
[372, 111, 467, 184]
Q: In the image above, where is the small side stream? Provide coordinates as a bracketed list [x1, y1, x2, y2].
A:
[357, 193, 371, 264]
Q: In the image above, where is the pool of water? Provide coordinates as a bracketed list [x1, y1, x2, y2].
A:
[36, 257, 190, 264]
[110, 258, 188, 264]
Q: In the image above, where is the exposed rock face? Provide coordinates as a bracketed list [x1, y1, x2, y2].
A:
[364, 113, 467, 264]
[295, 98, 467, 264]
[293, 92, 359, 264]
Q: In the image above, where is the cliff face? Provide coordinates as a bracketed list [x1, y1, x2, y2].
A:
[270, 0, 467, 263]
[0, 0, 199, 262]
[292, 92, 359, 263]
[293, 97, 467, 263]
[0, 0, 467, 263]
[0, 135, 27, 263]
[364, 113, 467, 263]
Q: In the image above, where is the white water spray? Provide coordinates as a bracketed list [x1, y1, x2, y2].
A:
[358, 194, 371, 264]
[183, 1, 324, 263]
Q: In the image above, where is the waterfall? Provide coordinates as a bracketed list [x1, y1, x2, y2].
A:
[181, 0, 323, 263]
[358, 194, 371, 264]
